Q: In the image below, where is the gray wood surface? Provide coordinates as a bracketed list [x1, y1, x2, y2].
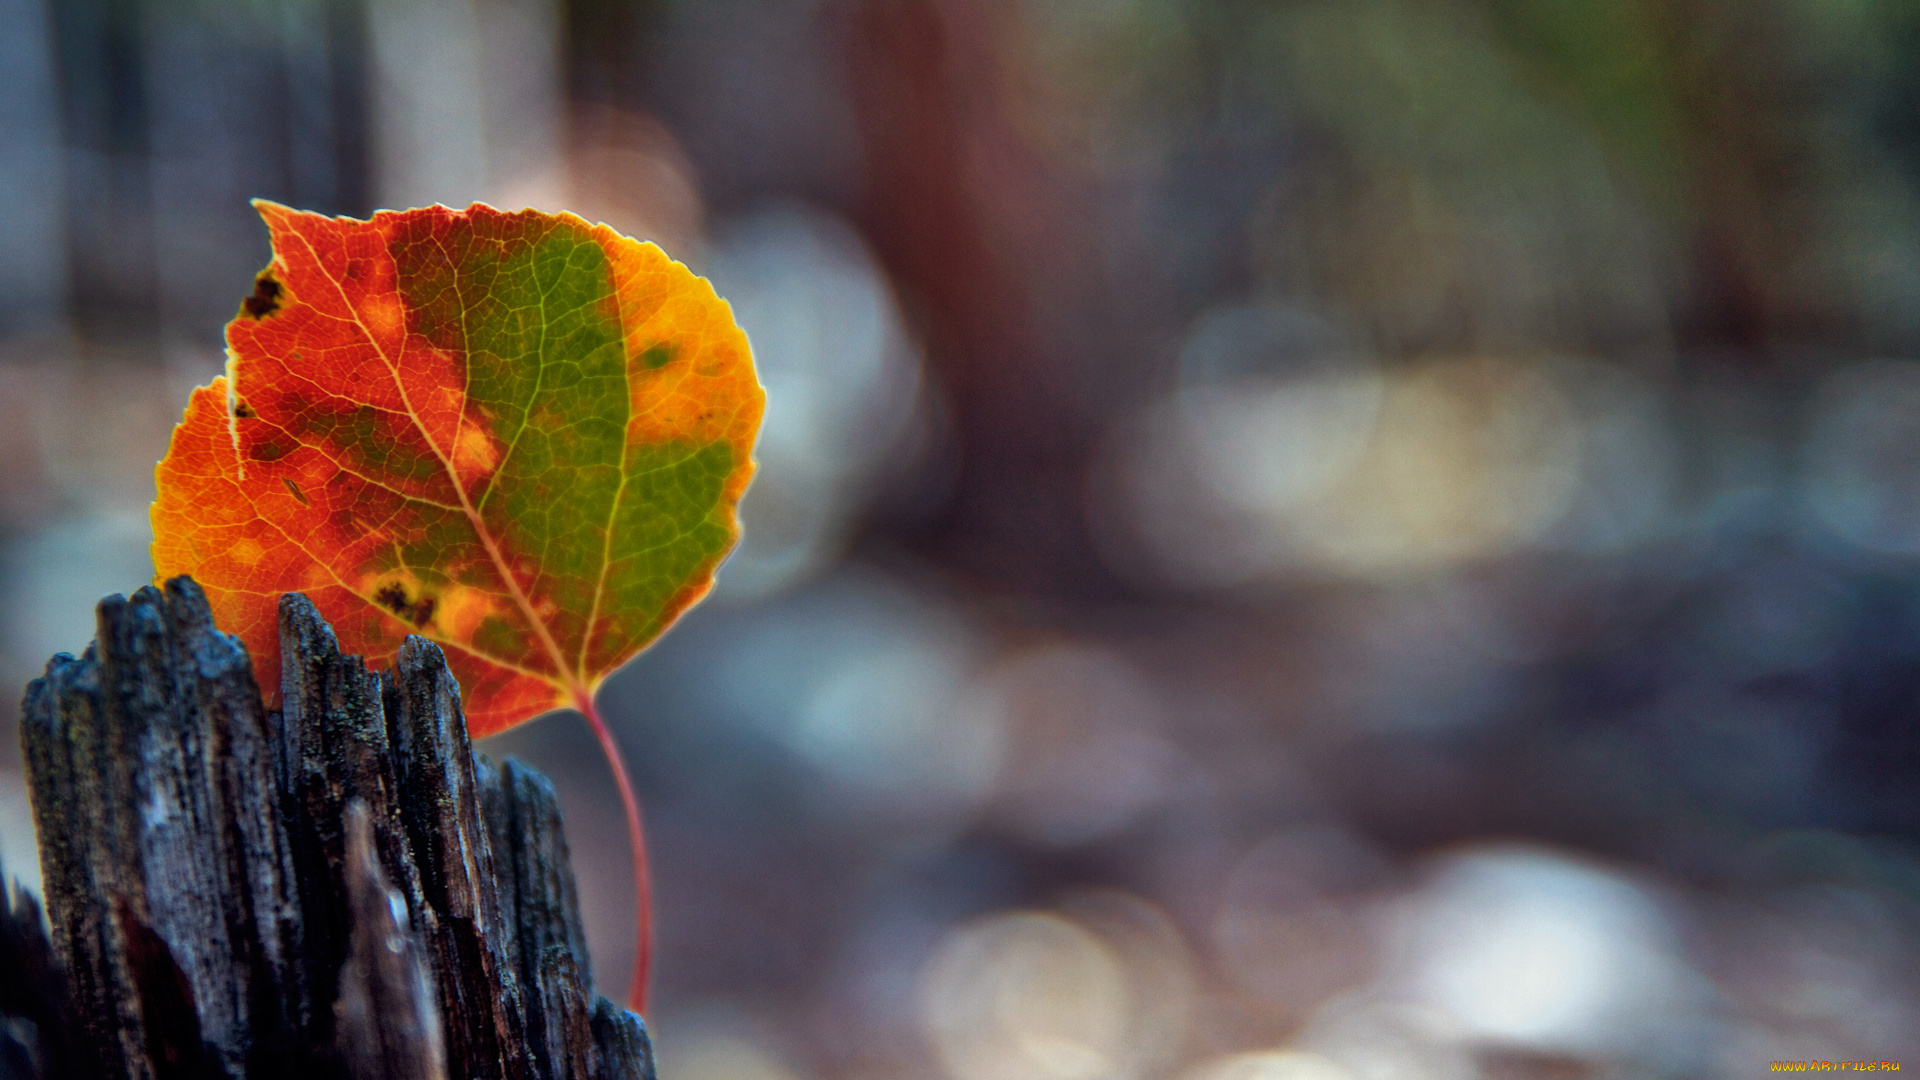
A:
[12, 577, 656, 1080]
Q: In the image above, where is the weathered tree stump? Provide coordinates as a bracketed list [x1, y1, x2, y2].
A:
[9, 577, 656, 1080]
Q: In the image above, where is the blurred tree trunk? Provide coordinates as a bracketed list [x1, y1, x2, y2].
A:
[842, 0, 1124, 600]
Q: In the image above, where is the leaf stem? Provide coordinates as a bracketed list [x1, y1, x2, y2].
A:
[576, 691, 653, 1014]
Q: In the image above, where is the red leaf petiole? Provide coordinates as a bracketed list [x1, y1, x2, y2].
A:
[576, 691, 653, 1014]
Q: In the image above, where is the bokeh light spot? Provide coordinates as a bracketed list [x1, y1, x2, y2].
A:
[920, 912, 1133, 1080]
[1177, 1051, 1355, 1080]
[1803, 359, 1920, 554]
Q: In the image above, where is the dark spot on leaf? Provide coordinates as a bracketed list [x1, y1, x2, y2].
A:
[374, 583, 407, 615]
[281, 477, 309, 506]
[374, 582, 435, 628]
[641, 344, 675, 369]
[251, 438, 291, 462]
[233, 400, 256, 419]
[241, 271, 284, 319]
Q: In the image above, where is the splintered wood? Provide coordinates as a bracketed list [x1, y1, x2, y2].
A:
[16, 577, 655, 1080]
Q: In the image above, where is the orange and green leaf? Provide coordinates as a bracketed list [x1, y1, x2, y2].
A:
[151, 200, 763, 738]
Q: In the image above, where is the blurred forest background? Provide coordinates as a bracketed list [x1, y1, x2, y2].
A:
[5, 0, 1920, 1075]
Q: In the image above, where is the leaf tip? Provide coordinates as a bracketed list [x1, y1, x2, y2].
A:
[248, 196, 294, 223]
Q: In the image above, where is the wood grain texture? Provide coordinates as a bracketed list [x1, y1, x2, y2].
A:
[16, 576, 655, 1080]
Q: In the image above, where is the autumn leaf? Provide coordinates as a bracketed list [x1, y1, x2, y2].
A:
[152, 200, 762, 737]
[150, 200, 763, 1011]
